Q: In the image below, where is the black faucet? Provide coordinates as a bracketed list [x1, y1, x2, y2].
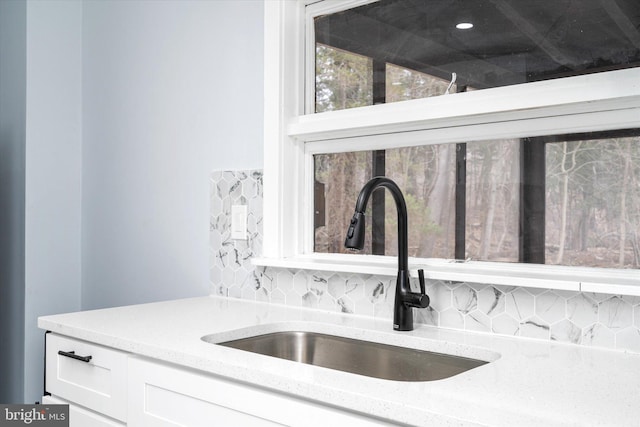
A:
[345, 177, 430, 331]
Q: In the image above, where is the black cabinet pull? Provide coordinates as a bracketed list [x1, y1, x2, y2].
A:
[58, 350, 92, 363]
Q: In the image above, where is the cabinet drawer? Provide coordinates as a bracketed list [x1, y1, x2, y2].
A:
[46, 333, 128, 422]
[128, 356, 391, 427]
[42, 395, 125, 427]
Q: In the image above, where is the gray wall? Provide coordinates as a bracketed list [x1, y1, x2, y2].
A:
[24, 0, 83, 403]
[0, 0, 27, 405]
[0, 0, 264, 404]
[81, 0, 264, 309]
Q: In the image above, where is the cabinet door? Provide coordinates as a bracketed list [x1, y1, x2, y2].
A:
[128, 356, 393, 427]
[42, 395, 125, 427]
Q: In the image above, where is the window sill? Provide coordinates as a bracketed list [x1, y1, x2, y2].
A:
[252, 254, 640, 297]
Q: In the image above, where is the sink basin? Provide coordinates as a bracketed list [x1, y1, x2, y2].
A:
[211, 331, 488, 382]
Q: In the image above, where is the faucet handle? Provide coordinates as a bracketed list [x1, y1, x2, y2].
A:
[418, 269, 425, 295]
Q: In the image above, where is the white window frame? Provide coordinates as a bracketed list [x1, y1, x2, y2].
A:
[258, 0, 640, 296]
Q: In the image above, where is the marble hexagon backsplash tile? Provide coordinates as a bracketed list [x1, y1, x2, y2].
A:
[256, 268, 640, 354]
[209, 170, 263, 299]
[209, 170, 640, 354]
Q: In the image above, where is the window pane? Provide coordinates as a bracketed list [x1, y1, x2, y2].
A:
[314, 0, 640, 112]
[546, 135, 640, 268]
[315, 44, 373, 113]
[466, 140, 520, 262]
[313, 131, 640, 268]
[314, 152, 372, 253]
[314, 146, 456, 258]
[383, 145, 456, 258]
[386, 63, 455, 102]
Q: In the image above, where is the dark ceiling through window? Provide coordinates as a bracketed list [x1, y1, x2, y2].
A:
[315, 0, 640, 89]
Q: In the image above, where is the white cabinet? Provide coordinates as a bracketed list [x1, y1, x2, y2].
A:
[127, 356, 390, 427]
[45, 333, 394, 427]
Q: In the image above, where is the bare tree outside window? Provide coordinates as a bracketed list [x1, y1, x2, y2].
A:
[546, 137, 640, 268]
[316, 44, 372, 113]
[466, 140, 519, 262]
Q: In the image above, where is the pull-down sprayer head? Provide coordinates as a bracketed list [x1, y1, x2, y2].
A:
[345, 212, 366, 250]
[344, 176, 409, 270]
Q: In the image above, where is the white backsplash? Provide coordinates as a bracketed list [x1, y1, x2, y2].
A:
[210, 170, 640, 354]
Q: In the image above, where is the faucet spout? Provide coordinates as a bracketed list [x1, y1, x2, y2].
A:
[345, 177, 430, 331]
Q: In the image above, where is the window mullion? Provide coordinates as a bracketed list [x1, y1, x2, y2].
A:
[371, 58, 387, 255]
[372, 150, 386, 255]
[519, 138, 546, 263]
[455, 143, 467, 260]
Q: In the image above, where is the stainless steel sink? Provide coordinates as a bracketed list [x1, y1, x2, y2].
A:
[214, 331, 488, 382]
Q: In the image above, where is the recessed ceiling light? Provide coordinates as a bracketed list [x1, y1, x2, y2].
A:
[456, 22, 474, 30]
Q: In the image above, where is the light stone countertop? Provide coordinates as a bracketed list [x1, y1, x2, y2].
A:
[39, 296, 640, 426]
